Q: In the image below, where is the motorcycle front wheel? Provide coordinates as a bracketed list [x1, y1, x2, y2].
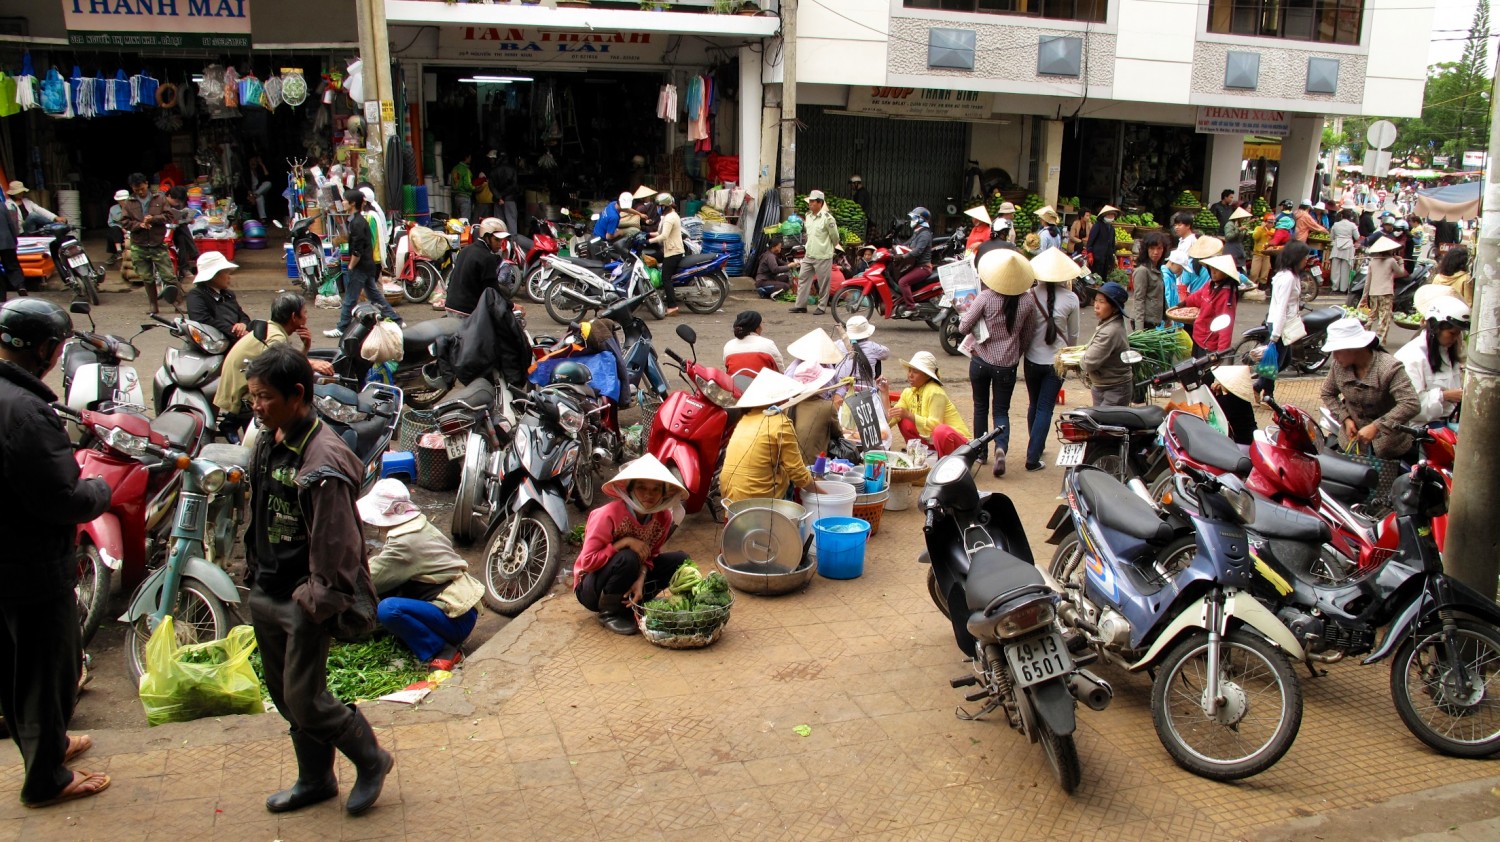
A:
[524, 263, 552, 303]
[80, 269, 101, 306]
[681, 271, 730, 315]
[545, 277, 592, 325]
[1037, 716, 1082, 794]
[1299, 271, 1319, 303]
[1292, 341, 1331, 374]
[1390, 618, 1500, 758]
[404, 260, 441, 303]
[480, 505, 563, 617]
[1151, 628, 1303, 781]
[124, 577, 234, 683]
[75, 539, 112, 646]
[830, 287, 876, 324]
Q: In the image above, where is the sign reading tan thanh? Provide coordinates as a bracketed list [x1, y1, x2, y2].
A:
[62, 0, 252, 50]
[845, 87, 992, 120]
[1196, 107, 1290, 137]
[438, 27, 664, 64]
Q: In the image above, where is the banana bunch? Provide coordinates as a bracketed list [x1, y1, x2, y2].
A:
[794, 193, 867, 234]
[1192, 204, 1221, 234]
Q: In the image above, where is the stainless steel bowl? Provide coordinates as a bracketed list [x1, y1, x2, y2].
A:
[716, 552, 816, 596]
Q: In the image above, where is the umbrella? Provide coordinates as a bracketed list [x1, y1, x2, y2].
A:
[1414, 180, 1481, 221]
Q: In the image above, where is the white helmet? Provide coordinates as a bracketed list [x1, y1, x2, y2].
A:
[991, 217, 1013, 233]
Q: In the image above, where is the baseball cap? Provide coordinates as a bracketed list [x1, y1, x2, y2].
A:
[808, 190, 826, 202]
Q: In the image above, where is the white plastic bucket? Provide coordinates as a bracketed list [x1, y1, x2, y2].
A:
[884, 482, 916, 511]
[802, 480, 856, 523]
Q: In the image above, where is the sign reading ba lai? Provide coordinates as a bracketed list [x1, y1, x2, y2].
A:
[1195, 107, 1290, 138]
[439, 27, 663, 65]
[63, 0, 252, 50]
[846, 87, 992, 120]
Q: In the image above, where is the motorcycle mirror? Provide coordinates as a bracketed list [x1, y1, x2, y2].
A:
[675, 324, 697, 346]
[1208, 314, 1233, 332]
[159, 285, 182, 305]
[69, 301, 92, 315]
[1120, 350, 1143, 365]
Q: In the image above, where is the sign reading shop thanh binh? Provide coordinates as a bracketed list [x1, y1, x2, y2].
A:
[437, 27, 666, 65]
[62, 0, 252, 50]
[845, 87, 992, 120]
[1195, 107, 1291, 137]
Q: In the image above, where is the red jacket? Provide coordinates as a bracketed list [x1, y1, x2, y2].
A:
[1178, 281, 1238, 352]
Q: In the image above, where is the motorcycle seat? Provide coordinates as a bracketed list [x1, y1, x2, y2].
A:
[340, 416, 391, 465]
[199, 443, 252, 471]
[149, 410, 203, 454]
[678, 253, 719, 270]
[1169, 412, 1252, 477]
[510, 233, 533, 254]
[1072, 405, 1165, 431]
[435, 378, 495, 413]
[402, 318, 462, 360]
[1250, 499, 1332, 544]
[964, 547, 1049, 612]
[553, 254, 608, 270]
[1077, 468, 1174, 544]
[1302, 306, 1343, 335]
[1316, 450, 1377, 490]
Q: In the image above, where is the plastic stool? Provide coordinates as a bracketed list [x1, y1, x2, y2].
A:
[381, 451, 416, 482]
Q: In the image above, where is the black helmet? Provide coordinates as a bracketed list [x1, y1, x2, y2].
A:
[0, 298, 71, 351]
[909, 206, 931, 223]
[552, 361, 592, 386]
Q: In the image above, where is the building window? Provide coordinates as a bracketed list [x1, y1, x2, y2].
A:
[903, 0, 1107, 25]
[1208, 0, 1362, 46]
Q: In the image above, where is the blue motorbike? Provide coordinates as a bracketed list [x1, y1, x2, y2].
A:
[1046, 463, 1306, 781]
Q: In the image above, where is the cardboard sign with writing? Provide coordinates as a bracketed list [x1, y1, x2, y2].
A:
[845, 391, 884, 454]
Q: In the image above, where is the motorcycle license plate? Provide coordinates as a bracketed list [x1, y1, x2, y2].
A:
[1311, 267, 1323, 278]
[1056, 442, 1086, 467]
[445, 434, 467, 459]
[298, 255, 319, 271]
[1005, 632, 1073, 689]
[68, 254, 91, 269]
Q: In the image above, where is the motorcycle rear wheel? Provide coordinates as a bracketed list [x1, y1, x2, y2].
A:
[1037, 717, 1082, 794]
[1292, 342, 1330, 374]
[681, 271, 731, 315]
[1151, 628, 1303, 781]
[524, 263, 551, 303]
[1299, 271, 1319, 303]
[545, 278, 592, 325]
[1390, 618, 1500, 758]
[480, 505, 563, 617]
[124, 577, 234, 684]
[75, 539, 111, 646]
[831, 287, 876, 325]
[450, 432, 490, 546]
[938, 311, 962, 356]
[403, 260, 441, 303]
[1048, 532, 1085, 585]
[645, 290, 667, 320]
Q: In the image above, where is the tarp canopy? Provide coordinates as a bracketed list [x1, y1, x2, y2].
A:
[1415, 180, 1482, 221]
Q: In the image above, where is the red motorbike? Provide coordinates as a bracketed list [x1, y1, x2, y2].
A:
[828, 245, 947, 328]
[651, 323, 742, 517]
[518, 217, 564, 303]
[65, 401, 208, 645]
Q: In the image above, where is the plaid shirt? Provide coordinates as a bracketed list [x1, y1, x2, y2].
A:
[1320, 349, 1419, 459]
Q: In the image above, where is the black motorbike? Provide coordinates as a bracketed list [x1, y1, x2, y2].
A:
[1232, 304, 1343, 375]
[1346, 260, 1429, 312]
[326, 303, 461, 410]
[41, 221, 102, 305]
[920, 428, 1113, 794]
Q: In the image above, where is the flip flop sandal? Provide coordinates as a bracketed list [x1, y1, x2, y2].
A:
[24, 771, 110, 808]
[64, 735, 92, 763]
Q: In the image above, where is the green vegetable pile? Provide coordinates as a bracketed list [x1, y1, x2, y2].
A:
[1060, 196, 1081, 208]
[1251, 196, 1271, 217]
[794, 194, 867, 238]
[1193, 204, 1221, 235]
[1173, 190, 1201, 208]
[1127, 328, 1193, 398]
[1118, 212, 1156, 228]
[249, 635, 432, 703]
[1114, 226, 1134, 245]
[642, 565, 733, 635]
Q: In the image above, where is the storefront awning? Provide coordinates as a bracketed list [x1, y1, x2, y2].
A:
[1414, 180, 1481, 221]
[384, 1, 782, 37]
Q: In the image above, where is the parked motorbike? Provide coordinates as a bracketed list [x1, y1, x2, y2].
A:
[40, 222, 102, 305]
[517, 216, 566, 303]
[61, 301, 154, 413]
[1232, 304, 1342, 375]
[1047, 464, 1306, 780]
[920, 428, 1113, 793]
[445, 378, 521, 545]
[290, 215, 335, 298]
[387, 219, 445, 304]
[652, 324, 737, 517]
[328, 303, 460, 409]
[544, 243, 662, 325]
[477, 379, 589, 616]
[53, 401, 208, 645]
[1346, 260, 1429, 312]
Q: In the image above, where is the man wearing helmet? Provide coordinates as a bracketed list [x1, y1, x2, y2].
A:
[0, 299, 112, 807]
[974, 217, 1019, 265]
[895, 207, 935, 313]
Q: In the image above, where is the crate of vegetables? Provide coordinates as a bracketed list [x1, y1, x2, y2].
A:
[638, 564, 735, 649]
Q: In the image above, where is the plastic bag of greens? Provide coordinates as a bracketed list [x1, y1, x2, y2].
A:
[138, 618, 263, 726]
[1254, 343, 1280, 380]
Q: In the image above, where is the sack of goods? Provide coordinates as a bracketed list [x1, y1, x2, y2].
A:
[408, 225, 450, 260]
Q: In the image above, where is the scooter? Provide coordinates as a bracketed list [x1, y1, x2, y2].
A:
[1047, 463, 1306, 781]
[543, 244, 662, 325]
[329, 302, 461, 410]
[387, 219, 445, 304]
[517, 216, 565, 303]
[149, 288, 225, 450]
[40, 222, 102, 305]
[828, 245, 947, 329]
[920, 428, 1113, 794]
[652, 324, 738, 517]
[445, 377, 521, 545]
[309, 380, 404, 495]
[1346, 259, 1429, 312]
[290, 215, 332, 298]
[61, 300, 154, 413]
[53, 401, 208, 646]
[1232, 304, 1343, 375]
[477, 380, 588, 616]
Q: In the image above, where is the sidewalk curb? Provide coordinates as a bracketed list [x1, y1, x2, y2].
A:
[1246, 774, 1500, 842]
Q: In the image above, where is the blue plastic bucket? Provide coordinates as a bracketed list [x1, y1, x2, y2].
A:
[813, 517, 870, 579]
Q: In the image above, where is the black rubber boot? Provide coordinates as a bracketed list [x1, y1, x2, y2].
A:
[596, 593, 639, 636]
[265, 730, 339, 813]
[332, 708, 393, 816]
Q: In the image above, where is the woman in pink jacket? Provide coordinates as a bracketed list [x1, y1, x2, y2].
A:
[573, 455, 691, 635]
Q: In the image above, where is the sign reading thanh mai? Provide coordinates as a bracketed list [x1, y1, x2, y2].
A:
[846, 87, 992, 120]
[1195, 107, 1290, 138]
[63, 0, 252, 50]
[438, 27, 664, 65]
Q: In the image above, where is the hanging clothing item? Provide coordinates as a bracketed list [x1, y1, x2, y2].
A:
[14, 53, 37, 112]
[657, 83, 677, 122]
[0, 74, 18, 118]
[685, 76, 703, 142]
[129, 68, 158, 109]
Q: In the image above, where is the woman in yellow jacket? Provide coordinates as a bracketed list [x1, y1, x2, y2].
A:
[889, 351, 971, 456]
[720, 368, 834, 502]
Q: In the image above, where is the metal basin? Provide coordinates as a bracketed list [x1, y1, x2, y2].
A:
[721, 498, 810, 569]
[716, 553, 816, 597]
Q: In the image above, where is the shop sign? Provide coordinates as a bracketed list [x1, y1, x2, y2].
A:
[1243, 142, 1281, 161]
[1462, 150, 1486, 169]
[1434, 155, 1451, 168]
[438, 27, 664, 65]
[1195, 107, 1290, 137]
[845, 87, 992, 120]
[62, 0, 252, 50]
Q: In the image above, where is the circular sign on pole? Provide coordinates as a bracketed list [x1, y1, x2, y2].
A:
[1367, 120, 1398, 150]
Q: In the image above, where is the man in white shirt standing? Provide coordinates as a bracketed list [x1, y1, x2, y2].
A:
[793, 189, 839, 316]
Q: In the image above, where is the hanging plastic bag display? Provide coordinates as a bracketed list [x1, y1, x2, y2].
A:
[14, 53, 37, 111]
[107, 69, 131, 112]
[263, 74, 283, 109]
[40, 67, 68, 116]
[279, 67, 307, 107]
[222, 65, 239, 108]
[238, 72, 264, 109]
[344, 59, 365, 104]
[130, 68, 158, 109]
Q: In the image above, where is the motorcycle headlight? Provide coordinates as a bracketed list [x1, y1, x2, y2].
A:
[187, 325, 229, 355]
[102, 426, 150, 458]
[557, 405, 584, 437]
[114, 340, 139, 362]
[1223, 485, 1257, 526]
[514, 428, 532, 466]
[199, 464, 227, 494]
[930, 454, 969, 486]
[699, 376, 736, 408]
[994, 596, 1057, 639]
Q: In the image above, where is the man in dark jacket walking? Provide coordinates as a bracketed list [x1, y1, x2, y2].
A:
[0, 298, 112, 807]
[244, 344, 392, 816]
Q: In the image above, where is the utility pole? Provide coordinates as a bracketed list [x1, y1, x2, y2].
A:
[354, 0, 394, 205]
[1443, 68, 1500, 599]
[777, 0, 798, 221]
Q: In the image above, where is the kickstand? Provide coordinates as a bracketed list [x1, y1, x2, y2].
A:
[1303, 659, 1328, 678]
[955, 699, 1000, 722]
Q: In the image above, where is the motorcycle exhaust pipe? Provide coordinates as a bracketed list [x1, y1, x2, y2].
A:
[559, 285, 602, 308]
[1067, 668, 1113, 711]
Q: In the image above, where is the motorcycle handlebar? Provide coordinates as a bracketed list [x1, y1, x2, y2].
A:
[150, 313, 177, 327]
[923, 508, 936, 533]
[664, 348, 685, 364]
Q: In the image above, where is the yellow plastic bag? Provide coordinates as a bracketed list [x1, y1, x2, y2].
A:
[138, 618, 263, 726]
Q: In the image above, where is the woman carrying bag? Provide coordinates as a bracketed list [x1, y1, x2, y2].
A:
[958, 249, 1040, 476]
[1022, 249, 1082, 472]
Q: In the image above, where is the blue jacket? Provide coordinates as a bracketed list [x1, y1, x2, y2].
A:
[593, 202, 621, 239]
